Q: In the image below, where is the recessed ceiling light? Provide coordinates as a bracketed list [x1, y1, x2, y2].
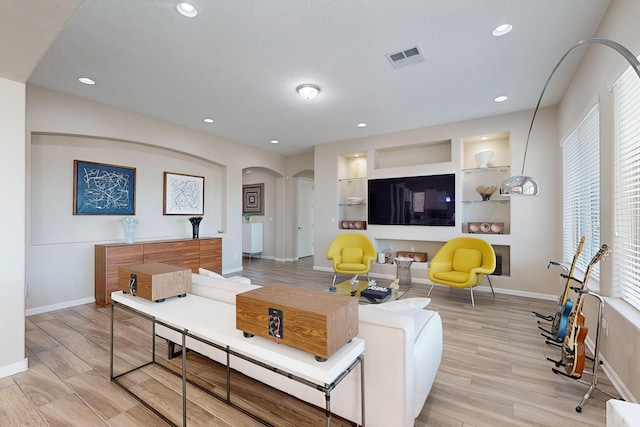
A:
[270, 139, 279, 144]
[357, 122, 367, 128]
[492, 23, 513, 37]
[176, 2, 197, 18]
[203, 118, 214, 123]
[78, 77, 95, 85]
[481, 136, 489, 140]
[494, 95, 509, 102]
[296, 84, 320, 100]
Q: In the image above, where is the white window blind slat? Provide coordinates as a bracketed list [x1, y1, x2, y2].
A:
[614, 62, 640, 311]
[562, 103, 601, 276]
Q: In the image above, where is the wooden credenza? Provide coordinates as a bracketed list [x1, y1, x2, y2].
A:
[95, 237, 221, 306]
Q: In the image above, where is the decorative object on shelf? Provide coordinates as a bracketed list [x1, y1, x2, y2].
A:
[74, 160, 136, 215]
[502, 39, 640, 196]
[244, 213, 251, 222]
[347, 196, 363, 205]
[163, 172, 204, 215]
[339, 220, 367, 230]
[188, 216, 203, 239]
[120, 217, 138, 244]
[467, 221, 504, 234]
[476, 185, 498, 201]
[474, 150, 494, 168]
[396, 251, 428, 262]
[242, 183, 265, 215]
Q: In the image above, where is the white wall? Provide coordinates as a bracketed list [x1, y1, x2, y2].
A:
[558, 0, 640, 401]
[242, 169, 278, 258]
[28, 134, 225, 310]
[0, 77, 27, 376]
[26, 85, 289, 312]
[314, 108, 562, 297]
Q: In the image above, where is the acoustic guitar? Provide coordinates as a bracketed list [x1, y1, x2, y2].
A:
[562, 244, 611, 379]
[550, 236, 586, 341]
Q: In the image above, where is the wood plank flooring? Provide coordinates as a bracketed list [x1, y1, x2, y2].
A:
[3, 257, 619, 426]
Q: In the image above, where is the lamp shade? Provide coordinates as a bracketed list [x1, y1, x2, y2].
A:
[500, 175, 540, 196]
[502, 38, 640, 197]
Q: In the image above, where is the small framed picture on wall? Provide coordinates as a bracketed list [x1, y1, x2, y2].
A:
[163, 172, 205, 215]
[243, 183, 264, 215]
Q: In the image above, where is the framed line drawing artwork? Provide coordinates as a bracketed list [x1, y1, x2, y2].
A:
[163, 172, 205, 215]
[243, 183, 264, 215]
[73, 160, 136, 215]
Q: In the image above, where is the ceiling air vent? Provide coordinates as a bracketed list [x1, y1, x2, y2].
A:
[386, 45, 424, 69]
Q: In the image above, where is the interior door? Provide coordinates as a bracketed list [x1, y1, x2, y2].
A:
[297, 178, 314, 258]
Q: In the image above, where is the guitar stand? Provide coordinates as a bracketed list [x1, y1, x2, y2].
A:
[532, 261, 570, 321]
[551, 290, 622, 412]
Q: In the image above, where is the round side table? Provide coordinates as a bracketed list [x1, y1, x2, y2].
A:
[394, 257, 414, 287]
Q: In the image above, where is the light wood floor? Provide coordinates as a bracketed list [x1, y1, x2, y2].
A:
[4, 257, 619, 426]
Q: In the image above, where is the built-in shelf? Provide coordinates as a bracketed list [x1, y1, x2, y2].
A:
[462, 165, 510, 173]
[374, 140, 451, 169]
[338, 154, 368, 228]
[338, 177, 367, 182]
[462, 200, 509, 204]
[461, 133, 511, 236]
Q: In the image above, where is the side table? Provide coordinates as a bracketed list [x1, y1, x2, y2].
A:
[394, 257, 413, 287]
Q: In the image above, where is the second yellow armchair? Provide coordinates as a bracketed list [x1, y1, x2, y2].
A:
[428, 237, 496, 307]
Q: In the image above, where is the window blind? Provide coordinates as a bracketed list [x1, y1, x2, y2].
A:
[562, 103, 600, 277]
[614, 64, 640, 311]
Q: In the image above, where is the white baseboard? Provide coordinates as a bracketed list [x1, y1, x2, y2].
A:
[26, 296, 95, 316]
[223, 266, 244, 275]
[585, 336, 638, 403]
[0, 358, 28, 379]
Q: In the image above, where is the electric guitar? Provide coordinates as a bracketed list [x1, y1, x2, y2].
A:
[550, 236, 586, 340]
[562, 244, 611, 378]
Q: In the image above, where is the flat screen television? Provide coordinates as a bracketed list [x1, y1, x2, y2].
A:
[368, 174, 455, 226]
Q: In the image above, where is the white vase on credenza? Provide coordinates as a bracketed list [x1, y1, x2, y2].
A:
[121, 217, 138, 244]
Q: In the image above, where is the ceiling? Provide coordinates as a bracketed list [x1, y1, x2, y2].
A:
[10, 1, 614, 155]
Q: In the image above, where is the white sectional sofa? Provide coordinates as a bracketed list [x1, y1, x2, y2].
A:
[155, 271, 443, 427]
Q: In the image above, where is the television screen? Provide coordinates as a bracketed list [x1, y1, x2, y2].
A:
[368, 174, 455, 226]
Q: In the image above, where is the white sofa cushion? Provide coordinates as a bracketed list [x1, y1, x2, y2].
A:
[198, 267, 252, 285]
[373, 297, 431, 316]
[190, 273, 261, 304]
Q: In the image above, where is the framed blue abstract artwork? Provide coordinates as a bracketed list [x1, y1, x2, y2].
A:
[73, 160, 136, 215]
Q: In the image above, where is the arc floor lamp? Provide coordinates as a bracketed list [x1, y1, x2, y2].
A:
[501, 38, 640, 196]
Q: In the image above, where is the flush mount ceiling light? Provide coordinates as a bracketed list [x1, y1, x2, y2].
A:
[203, 117, 214, 123]
[78, 77, 95, 85]
[492, 23, 513, 37]
[501, 38, 640, 196]
[494, 95, 508, 102]
[357, 122, 367, 128]
[176, 2, 197, 17]
[296, 84, 320, 100]
[270, 139, 279, 144]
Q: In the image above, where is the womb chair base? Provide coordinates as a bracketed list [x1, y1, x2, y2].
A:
[428, 275, 495, 308]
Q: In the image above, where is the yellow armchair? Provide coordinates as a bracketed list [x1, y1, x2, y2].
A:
[428, 237, 496, 307]
[326, 232, 377, 287]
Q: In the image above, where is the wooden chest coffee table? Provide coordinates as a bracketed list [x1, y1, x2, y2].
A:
[118, 263, 191, 302]
[236, 284, 358, 361]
